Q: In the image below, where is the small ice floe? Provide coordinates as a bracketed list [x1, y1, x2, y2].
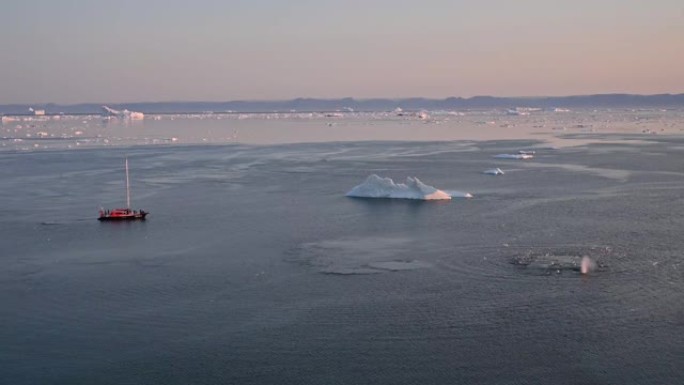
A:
[494, 153, 534, 160]
[483, 168, 504, 175]
[346, 174, 462, 200]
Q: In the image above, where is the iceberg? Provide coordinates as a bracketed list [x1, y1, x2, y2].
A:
[346, 174, 466, 200]
[494, 153, 534, 160]
[483, 168, 504, 175]
[102, 106, 144, 120]
[506, 108, 530, 116]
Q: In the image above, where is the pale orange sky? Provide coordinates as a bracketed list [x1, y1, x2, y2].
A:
[1, 0, 683, 103]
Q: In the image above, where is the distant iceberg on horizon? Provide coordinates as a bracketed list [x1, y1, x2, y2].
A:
[102, 105, 144, 120]
[346, 174, 470, 200]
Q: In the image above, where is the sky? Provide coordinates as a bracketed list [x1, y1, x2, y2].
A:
[1, 0, 683, 104]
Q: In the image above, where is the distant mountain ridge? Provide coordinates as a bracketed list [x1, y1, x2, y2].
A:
[2, 94, 683, 115]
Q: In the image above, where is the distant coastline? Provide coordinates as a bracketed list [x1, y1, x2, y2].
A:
[2, 93, 683, 115]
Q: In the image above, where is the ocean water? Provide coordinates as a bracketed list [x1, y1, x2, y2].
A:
[1, 113, 683, 384]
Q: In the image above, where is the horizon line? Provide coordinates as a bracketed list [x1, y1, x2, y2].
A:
[3, 92, 684, 107]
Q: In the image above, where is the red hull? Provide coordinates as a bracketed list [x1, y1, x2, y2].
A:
[98, 208, 148, 221]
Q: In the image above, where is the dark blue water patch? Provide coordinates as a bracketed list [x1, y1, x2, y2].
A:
[1, 140, 683, 384]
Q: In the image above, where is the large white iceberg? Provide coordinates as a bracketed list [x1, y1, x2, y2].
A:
[346, 174, 468, 200]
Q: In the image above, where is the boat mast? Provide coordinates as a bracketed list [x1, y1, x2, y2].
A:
[125, 157, 131, 209]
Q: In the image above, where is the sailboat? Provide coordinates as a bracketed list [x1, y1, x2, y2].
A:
[98, 157, 148, 221]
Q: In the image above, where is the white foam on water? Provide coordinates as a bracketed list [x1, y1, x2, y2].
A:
[523, 162, 631, 181]
[367, 260, 432, 271]
[581, 256, 596, 274]
[294, 237, 432, 275]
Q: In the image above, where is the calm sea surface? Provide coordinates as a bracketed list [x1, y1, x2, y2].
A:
[1, 114, 683, 384]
